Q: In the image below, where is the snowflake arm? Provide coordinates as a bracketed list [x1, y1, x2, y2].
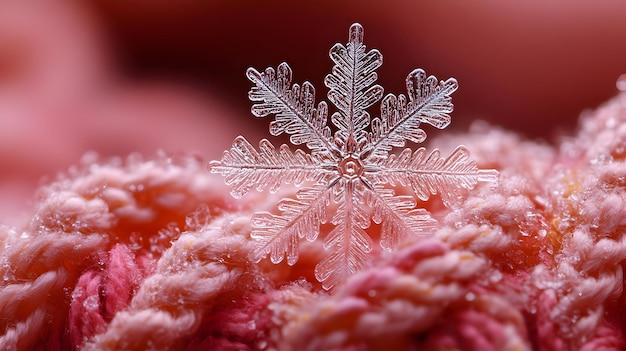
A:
[369, 146, 500, 206]
[250, 184, 331, 266]
[247, 64, 338, 157]
[207, 136, 333, 198]
[368, 186, 438, 251]
[324, 23, 384, 150]
[364, 69, 458, 163]
[315, 179, 373, 290]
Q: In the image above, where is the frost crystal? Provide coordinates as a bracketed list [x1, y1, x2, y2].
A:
[209, 23, 498, 290]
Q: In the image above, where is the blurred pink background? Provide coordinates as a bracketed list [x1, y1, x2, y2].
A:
[2, 0, 626, 222]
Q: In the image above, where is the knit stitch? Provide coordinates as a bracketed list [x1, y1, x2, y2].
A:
[3, 94, 626, 350]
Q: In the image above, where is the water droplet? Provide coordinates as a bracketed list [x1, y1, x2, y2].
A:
[72, 287, 84, 299]
[127, 184, 145, 193]
[149, 236, 160, 252]
[489, 270, 503, 283]
[83, 295, 100, 310]
[3, 271, 12, 282]
[538, 229, 547, 239]
[150, 223, 180, 253]
[248, 320, 256, 330]
[129, 232, 144, 251]
[186, 204, 212, 231]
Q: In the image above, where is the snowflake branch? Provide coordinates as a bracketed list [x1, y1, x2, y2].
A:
[364, 69, 458, 163]
[369, 146, 499, 206]
[249, 184, 332, 266]
[247, 63, 339, 157]
[315, 179, 373, 290]
[208, 136, 333, 198]
[368, 186, 438, 250]
[325, 23, 384, 148]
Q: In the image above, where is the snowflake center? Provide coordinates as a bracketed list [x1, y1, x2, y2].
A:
[338, 156, 364, 179]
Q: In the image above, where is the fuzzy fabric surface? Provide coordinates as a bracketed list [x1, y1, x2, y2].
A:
[3, 92, 626, 350]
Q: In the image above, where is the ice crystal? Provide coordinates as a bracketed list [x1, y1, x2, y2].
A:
[209, 23, 498, 290]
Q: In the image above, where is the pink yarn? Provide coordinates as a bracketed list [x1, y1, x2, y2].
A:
[283, 240, 527, 350]
[69, 244, 143, 346]
[3, 93, 626, 350]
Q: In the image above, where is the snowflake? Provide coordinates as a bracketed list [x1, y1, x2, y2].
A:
[209, 23, 498, 290]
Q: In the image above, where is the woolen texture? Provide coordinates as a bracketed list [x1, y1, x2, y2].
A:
[3, 93, 626, 350]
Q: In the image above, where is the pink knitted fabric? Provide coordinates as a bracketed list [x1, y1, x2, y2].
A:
[2, 92, 626, 350]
